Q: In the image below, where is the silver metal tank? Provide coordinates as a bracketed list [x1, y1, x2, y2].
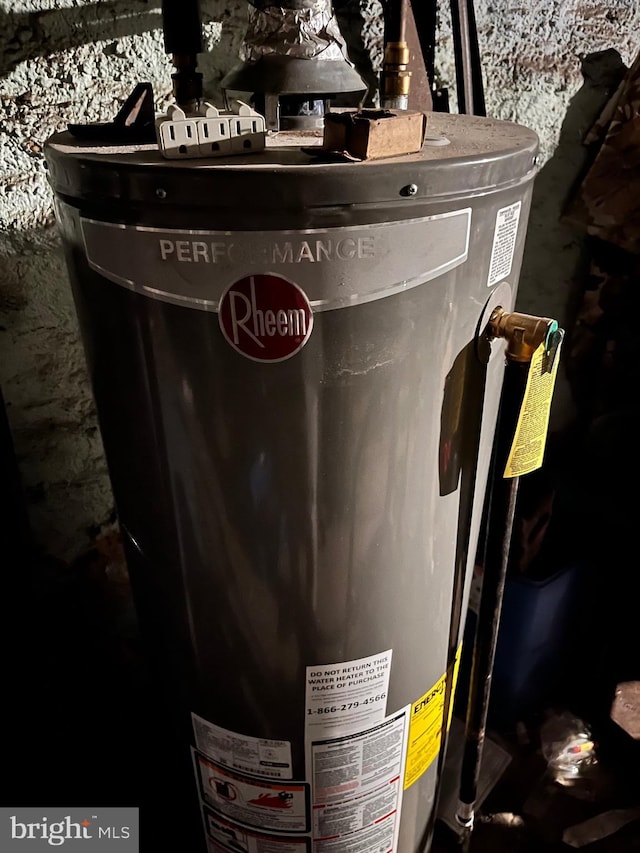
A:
[45, 112, 538, 853]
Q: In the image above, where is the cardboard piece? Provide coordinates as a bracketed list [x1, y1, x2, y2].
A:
[321, 109, 427, 160]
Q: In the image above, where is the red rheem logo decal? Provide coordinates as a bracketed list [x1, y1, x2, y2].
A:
[219, 274, 314, 362]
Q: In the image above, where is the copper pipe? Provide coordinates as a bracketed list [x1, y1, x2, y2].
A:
[382, 0, 412, 108]
[489, 308, 557, 362]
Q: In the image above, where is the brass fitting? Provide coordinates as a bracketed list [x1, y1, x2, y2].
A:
[382, 41, 412, 100]
[488, 308, 558, 362]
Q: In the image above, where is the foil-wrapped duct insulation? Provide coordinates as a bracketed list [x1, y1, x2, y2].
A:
[221, 0, 366, 98]
[242, 1, 348, 63]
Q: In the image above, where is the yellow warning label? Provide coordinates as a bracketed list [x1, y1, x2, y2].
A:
[404, 646, 462, 790]
[504, 337, 563, 479]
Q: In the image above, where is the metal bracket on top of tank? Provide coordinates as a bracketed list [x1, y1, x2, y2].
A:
[67, 82, 157, 144]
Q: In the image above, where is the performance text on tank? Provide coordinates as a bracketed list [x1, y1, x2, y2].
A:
[158, 236, 376, 265]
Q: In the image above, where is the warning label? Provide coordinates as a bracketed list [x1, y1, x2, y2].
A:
[204, 808, 311, 853]
[193, 751, 311, 833]
[192, 714, 293, 780]
[311, 708, 409, 853]
[404, 649, 462, 790]
[504, 336, 563, 478]
[305, 651, 392, 740]
[487, 201, 521, 287]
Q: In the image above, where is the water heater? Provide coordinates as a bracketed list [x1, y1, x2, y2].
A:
[45, 111, 538, 852]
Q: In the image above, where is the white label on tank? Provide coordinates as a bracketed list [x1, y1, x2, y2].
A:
[311, 708, 409, 853]
[193, 714, 293, 780]
[487, 201, 521, 287]
[203, 809, 311, 853]
[193, 750, 310, 834]
[305, 650, 392, 741]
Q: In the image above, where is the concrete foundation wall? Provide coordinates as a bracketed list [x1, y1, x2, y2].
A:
[0, 0, 638, 560]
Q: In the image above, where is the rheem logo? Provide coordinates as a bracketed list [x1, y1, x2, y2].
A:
[218, 274, 313, 362]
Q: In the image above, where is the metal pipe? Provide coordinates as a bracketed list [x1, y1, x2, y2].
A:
[161, 0, 203, 108]
[455, 309, 558, 834]
[451, 0, 474, 114]
[455, 361, 525, 832]
[382, 0, 412, 108]
[398, 0, 409, 42]
[384, 0, 409, 43]
[450, 0, 485, 116]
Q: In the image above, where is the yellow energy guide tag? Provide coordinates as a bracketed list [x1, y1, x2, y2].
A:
[504, 332, 563, 479]
[404, 646, 461, 789]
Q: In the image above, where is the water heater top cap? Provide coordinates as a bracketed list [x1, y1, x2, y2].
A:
[45, 113, 538, 216]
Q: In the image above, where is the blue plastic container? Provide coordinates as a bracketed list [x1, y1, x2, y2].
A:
[458, 564, 582, 724]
